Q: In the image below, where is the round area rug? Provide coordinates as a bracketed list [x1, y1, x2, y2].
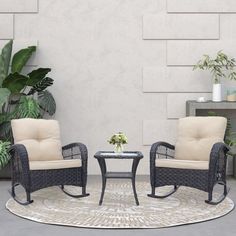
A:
[6, 181, 234, 229]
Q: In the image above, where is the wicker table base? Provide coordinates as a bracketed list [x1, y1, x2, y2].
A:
[94, 151, 143, 205]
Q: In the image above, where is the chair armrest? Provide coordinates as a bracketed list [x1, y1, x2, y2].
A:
[10, 144, 31, 188]
[208, 142, 229, 187]
[209, 142, 229, 169]
[150, 141, 175, 159]
[62, 142, 87, 160]
[62, 142, 88, 170]
[150, 142, 175, 186]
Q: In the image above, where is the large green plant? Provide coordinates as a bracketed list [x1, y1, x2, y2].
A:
[193, 51, 236, 84]
[0, 40, 56, 167]
[0, 141, 10, 169]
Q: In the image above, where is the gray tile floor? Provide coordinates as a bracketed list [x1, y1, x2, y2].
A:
[0, 176, 236, 236]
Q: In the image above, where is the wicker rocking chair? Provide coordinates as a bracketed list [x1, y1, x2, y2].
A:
[10, 118, 89, 205]
[148, 116, 229, 205]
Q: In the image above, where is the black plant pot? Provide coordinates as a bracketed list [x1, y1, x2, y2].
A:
[0, 162, 11, 179]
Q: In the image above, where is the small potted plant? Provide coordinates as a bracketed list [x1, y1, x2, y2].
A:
[193, 51, 236, 102]
[108, 132, 128, 153]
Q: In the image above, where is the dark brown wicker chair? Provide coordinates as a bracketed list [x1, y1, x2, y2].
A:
[10, 118, 89, 205]
[148, 116, 229, 205]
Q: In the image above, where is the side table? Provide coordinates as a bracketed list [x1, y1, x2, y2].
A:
[94, 151, 143, 205]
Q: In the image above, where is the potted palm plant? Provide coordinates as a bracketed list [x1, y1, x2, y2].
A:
[193, 51, 236, 102]
[0, 40, 56, 178]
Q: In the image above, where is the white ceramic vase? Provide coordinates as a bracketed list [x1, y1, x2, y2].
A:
[212, 83, 222, 102]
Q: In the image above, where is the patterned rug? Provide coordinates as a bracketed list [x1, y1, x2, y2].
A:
[6, 180, 234, 229]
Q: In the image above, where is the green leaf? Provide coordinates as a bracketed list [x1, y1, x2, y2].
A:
[14, 96, 41, 119]
[194, 51, 236, 82]
[0, 88, 10, 109]
[2, 72, 28, 93]
[0, 141, 11, 169]
[38, 90, 56, 115]
[0, 55, 6, 86]
[11, 46, 36, 73]
[1, 40, 13, 76]
[0, 113, 11, 124]
[27, 68, 51, 86]
[28, 77, 54, 95]
[207, 111, 218, 116]
[0, 121, 12, 141]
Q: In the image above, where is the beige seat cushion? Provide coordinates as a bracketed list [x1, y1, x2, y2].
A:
[29, 159, 81, 170]
[11, 118, 63, 161]
[156, 158, 209, 170]
[175, 116, 226, 161]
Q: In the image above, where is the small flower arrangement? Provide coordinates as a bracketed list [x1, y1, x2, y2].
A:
[108, 132, 128, 153]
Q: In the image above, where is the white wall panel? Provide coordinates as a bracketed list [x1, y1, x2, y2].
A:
[167, 93, 212, 119]
[167, 0, 236, 13]
[0, 15, 13, 39]
[143, 14, 219, 39]
[143, 67, 212, 92]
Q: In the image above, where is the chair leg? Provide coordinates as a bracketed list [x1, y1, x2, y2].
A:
[206, 190, 213, 203]
[224, 184, 228, 195]
[60, 185, 90, 198]
[147, 186, 155, 197]
[10, 183, 33, 205]
[205, 182, 229, 205]
[82, 186, 86, 195]
[147, 185, 178, 199]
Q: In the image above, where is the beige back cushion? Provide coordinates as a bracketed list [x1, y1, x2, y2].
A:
[175, 116, 226, 161]
[11, 118, 63, 161]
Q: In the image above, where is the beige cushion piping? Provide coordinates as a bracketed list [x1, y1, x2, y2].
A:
[29, 159, 82, 170]
[155, 158, 209, 170]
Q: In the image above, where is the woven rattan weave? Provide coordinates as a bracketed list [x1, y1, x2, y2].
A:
[148, 142, 229, 205]
[10, 142, 89, 205]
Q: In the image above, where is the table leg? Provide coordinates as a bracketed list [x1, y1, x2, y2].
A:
[97, 158, 107, 205]
[131, 158, 140, 206]
[99, 177, 107, 205]
[131, 177, 139, 205]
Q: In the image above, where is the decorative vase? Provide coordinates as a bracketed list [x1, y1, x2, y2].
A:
[227, 94, 236, 102]
[226, 89, 236, 102]
[114, 143, 123, 153]
[212, 83, 222, 102]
